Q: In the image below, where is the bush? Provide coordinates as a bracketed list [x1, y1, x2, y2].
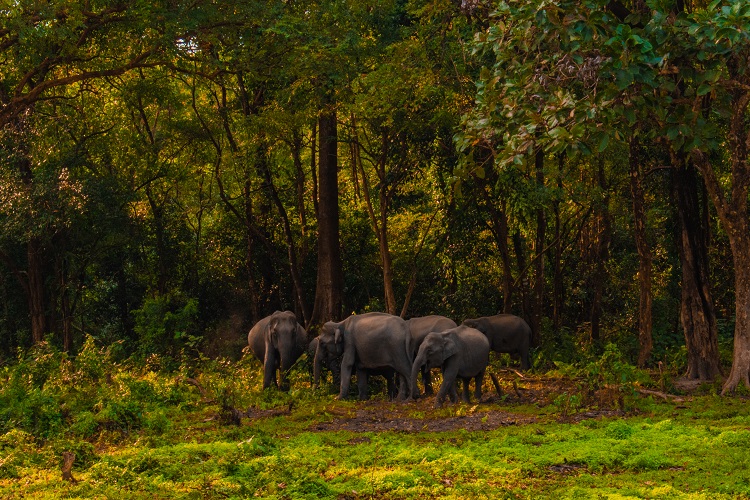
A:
[132, 293, 201, 364]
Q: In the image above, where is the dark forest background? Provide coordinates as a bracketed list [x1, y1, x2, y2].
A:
[2, 0, 750, 392]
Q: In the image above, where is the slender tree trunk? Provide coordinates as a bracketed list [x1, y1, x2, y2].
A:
[672, 154, 720, 380]
[291, 129, 309, 258]
[243, 186, 260, 324]
[532, 148, 545, 347]
[513, 231, 532, 322]
[589, 160, 610, 343]
[476, 174, 515, 314]
[27, 237, 47, 343]
[310, 108, 343, 326]
[351, 120, 397, 315]
[260, 142, 310, 324]
[629, 136, 653, 367]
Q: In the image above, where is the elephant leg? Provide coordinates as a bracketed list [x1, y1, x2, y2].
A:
[356, 367, 369, 400]
[422, 367, 434, 395]
[338, 352, 355, 400]
[461, 377, 472, 403]
[474, 372, 485, 402]
[435, 363, 458, 408]
[448, 381, 459, 403]
[386, 372, 398, 400]
[521, 350, 531, 370]
[396, 373, 411, 400]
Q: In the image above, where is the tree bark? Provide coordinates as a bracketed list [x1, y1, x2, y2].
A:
[260, 141, 310, 324]
[27, 236, 47, 343]
[531, 148, 545, 347]
[629, 136, 653, 367]
[589, 160, 610, 343]
[475, 171, 515, 314]
[692, 89, 750, 394]
[309, 108, 343, 326]
[350, 119, 397, 315]
[671, 153, 720, 381]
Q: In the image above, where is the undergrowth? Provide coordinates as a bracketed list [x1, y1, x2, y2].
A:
[1, 338, 748, 499]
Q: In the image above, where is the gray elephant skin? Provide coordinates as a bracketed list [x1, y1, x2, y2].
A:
[308, 337, 341, 388]
[407, 315, 457, 395]
[461, 314, 532, 370]
[247, 310, 308, 390]
[311, 335, 398, 399]
[314, 312, 414, 400]
[411, 325, 490, 407]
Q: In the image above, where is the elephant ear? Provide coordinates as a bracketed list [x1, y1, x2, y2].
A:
[334, 327, 344, 345]
[267, 318, 279, 346]
[442, 334, 459, 359]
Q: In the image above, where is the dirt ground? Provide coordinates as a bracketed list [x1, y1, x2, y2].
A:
[246, 372, 628, 433]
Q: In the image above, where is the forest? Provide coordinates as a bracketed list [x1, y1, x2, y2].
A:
[2, 0, 750, 497]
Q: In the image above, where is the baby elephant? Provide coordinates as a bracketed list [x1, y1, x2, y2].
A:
[411, 325, 489, 408]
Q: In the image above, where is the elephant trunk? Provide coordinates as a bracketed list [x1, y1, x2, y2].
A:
[411, 351, 426, 398]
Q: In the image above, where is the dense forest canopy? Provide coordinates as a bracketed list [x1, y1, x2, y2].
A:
[1, 0, 750, 392]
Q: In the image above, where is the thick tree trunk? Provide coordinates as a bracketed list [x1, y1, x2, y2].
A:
[691, 89, 750, 394]
[723, 241, 750, 393]
[629, 137, 653, 367]
[672, 156, 720, 380]
[310, 109, 343, 326]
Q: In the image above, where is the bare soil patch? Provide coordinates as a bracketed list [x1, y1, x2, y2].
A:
[309, 398, 538, 433]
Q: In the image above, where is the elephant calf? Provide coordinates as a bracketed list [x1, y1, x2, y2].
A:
[247, 310, 308, 390]
[407, 315, 457, 395]
[462, 314, 532, 370]
[411, 325, 490, 408]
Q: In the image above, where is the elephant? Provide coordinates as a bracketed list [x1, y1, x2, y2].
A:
[461, 314, 532, 370]
[411, 325, 490, 407]
[309, 336, 396, 399]
[406, 315, 457, 395]
[314, 312, 415, 400]
[247, 310, 308, 390]
[307, 336, 341, 389]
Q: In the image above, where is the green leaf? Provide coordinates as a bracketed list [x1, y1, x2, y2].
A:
[697, 84, 712, 96]
[598, 134, 610, 152]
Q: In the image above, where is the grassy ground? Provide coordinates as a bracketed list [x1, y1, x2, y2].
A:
[1, 345, 749, 499]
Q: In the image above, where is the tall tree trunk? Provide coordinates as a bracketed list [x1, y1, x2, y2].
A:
[243, 186, 260, 324]
[291, 129, 309, 259]
[552, 157, 564, 332]
[589, 160, 610, 343]
[513, 232, 532, 322]
[629, 136, 653, 367]
[260, 141, 310, 325]
[692, 89, 750, 394]
[27, 237, 47, 343]
[476, 173, 515, 314]
[351, 120, 397, 315]
[310, 108, 343, 326]
[672, 153, 720, 380]
[531, 148, 546, 347]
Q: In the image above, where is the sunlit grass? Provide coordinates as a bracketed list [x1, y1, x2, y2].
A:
[2, 344, 750, 498]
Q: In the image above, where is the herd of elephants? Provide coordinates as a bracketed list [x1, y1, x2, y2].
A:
[247, 311, 532, 407]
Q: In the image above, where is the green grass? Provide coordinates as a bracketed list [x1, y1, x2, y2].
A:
[2, 342, 750, 498]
